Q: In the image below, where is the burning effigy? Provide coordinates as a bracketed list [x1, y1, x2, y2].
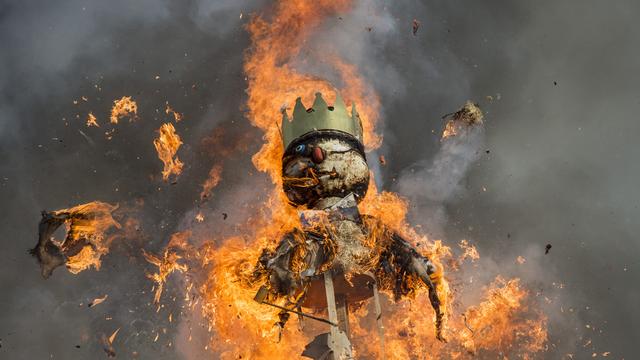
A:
[31, 1, 549, 359]
[250, 92, 446, 358]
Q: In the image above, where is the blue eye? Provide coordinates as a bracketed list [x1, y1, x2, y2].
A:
[295, 144, 306, 154]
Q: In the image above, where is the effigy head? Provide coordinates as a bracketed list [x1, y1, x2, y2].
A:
[281, 92, 370, 207]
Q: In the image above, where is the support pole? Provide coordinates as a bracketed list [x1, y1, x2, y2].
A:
[372, 278, 386, 360]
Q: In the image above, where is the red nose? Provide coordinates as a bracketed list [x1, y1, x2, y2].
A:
[312, 147, 324, 163]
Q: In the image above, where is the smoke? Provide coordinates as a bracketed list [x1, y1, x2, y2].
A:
[1, 0, 638, 359]
[396, 124, 484, 238]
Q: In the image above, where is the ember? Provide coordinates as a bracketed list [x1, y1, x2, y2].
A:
[86, 112, 99, 127]
[165, 102, 183, 122]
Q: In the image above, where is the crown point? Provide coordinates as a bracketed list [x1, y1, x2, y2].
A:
[293, 97, 306, 119]
[312, 92, 328, 110]
[334, 92, 346, 110]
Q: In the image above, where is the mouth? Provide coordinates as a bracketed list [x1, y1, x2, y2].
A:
[282, 167, 338, 189]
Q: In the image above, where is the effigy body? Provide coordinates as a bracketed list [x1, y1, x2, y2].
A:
[252, 93, 444, 359]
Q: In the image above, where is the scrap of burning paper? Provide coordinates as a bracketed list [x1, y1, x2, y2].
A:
[31, 201, 121, 278]
[109, 96, 137, 124]
[153, 123, 184, 181]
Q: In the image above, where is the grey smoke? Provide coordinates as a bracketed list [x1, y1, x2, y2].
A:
[396, 125, 484, 238]
[1, 0, 638, 359]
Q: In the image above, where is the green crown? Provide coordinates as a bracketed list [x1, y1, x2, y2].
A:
[281, 92, 363, 149]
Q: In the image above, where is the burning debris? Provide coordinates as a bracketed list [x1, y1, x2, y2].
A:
[165, 102, 183, 122]
[86, 112, 99, 127]
[142, 231, 191, 303]
[109, 96, 137, 124]
[441, 101, 484, 140]
[101, 328, 119, 358]
[412, 19, 421, 36]
[31, 201, 121, 278]
[153, 123, 184, 181]
[88, 294, 108, 308]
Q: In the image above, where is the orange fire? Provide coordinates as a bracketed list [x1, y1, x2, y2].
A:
[139, 1, 548, 358]
[86, 112, 99, 127]
[165, 102, 183, 122]
[153, 123, 184, 181]
[110, 96, 138, 124]
[244, 0, 380, 183]
[143, 231, 191, 304]
[54, 201, 121, 274]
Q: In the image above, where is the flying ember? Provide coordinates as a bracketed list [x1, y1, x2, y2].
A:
[110, 96, 138, 124]
[154, 123, 184, 181]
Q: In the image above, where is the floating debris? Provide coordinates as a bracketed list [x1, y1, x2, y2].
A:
[153, 123, 184, 181]
[88, 294, 108, 308]
[30, 201, 120, 278]
[86, 113, 99, 127]
[165, 102, 183, 122]
[412, 19, 421, 35]
[110, 96, 137, 124]
[441, 101, 483, 140]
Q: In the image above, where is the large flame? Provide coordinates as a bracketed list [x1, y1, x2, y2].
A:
[59, 0, 548, 357]
[244, 0, 381, 184]
[134, 1, 548, 359]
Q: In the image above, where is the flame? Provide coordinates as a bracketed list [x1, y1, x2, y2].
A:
[153, 123, 184, 181]
[55, 201, 121, 273]
[143, 231, 191, 304]
[244, 0, 381, 183]
[165, 102, 183, 122]
[138, 1, 548, 358]
[457, 277, 548, 356]
[86, 112, 99, 127]
[200, 164, 222, 200]
[110, 96, 138, 124]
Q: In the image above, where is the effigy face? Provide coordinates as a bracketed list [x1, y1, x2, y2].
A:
[282, 131, 370, 208]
